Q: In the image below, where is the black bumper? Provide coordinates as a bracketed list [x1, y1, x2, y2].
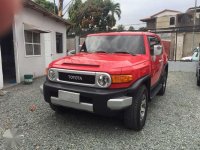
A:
[43, 76, 149, 115]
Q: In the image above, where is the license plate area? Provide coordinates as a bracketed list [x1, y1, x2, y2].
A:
[58, 90, 80, 104]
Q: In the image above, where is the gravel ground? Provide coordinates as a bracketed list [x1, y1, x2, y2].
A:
[0, 72, 200, 150]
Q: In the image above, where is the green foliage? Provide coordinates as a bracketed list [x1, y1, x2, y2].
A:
[128, 26, 135, 31]
[117, 24, 125, 31]
[34, 0, 58, 14]
[139, 27, 148, 31]
[68, 0, 121, 33]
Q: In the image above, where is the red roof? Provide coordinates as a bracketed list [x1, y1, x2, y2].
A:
[88, 32, 156, 36]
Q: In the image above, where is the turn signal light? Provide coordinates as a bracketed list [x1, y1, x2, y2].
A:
[111, 75, 133, 83]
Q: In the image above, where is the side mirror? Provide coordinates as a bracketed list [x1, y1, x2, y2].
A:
[153, 45, 163, 56]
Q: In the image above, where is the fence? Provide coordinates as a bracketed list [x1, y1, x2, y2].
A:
[67, 26, 200, 61]
[154, 25, 200, 61]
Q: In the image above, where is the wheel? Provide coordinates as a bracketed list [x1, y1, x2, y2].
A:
[197, 78, 200, 86]
[124, 85, 148, 131]
[158, 71, 167, 96]
[49, 103, 66, 113]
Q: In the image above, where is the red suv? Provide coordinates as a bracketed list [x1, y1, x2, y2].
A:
[41, 32, 168, 131]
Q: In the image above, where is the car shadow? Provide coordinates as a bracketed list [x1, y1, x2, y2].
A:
[41, 99, 160, 134]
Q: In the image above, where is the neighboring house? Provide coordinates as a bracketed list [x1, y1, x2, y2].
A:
[140, 9, 181, 30]
[175, 7, 200, 58]
[177, 7, 200, 27]
[0, 0, 71, 89]
[141, 8, 200, 60]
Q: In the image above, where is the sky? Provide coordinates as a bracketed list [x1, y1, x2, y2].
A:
[50, 0, 200, 29]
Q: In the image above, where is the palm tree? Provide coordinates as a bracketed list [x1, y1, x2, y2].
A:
[107, 1, 121, 27]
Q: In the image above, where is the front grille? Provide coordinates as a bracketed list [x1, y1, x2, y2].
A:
[58, 72, 95, 84]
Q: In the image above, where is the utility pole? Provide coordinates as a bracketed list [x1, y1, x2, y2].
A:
[58, 0, 64, 17]
[54, 0, 56, 14]
[192, 0, 198, 50]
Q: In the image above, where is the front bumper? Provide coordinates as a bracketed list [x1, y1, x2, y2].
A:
[41, 76, 149, 115]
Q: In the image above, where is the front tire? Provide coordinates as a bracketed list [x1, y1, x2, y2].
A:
[197, 78, 200, 86]
[124, 85, 148, 131]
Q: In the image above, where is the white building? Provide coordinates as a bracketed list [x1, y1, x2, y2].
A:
[0, 0, 71, 89]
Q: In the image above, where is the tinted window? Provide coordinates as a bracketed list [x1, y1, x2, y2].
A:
[82, 35, 145, 55]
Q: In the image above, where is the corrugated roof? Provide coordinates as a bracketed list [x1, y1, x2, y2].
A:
[24, 0, 72, 26]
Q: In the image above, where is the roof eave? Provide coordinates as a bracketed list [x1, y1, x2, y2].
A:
[23, 0, 73, 26]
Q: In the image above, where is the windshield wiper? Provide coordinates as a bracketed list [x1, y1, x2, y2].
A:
[114, 52, 136, 55]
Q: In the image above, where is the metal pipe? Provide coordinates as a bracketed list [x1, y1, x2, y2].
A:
[192, 0, 198, 50]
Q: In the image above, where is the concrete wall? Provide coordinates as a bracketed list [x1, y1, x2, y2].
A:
[176, 33, 184, 60]
[183, 33, 200, 57]
[67, 37, 85, 51]
[14, 8, 67, 82]
[169, 61, 197, 72]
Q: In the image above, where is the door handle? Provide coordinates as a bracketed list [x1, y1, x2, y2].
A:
[159, 59, 163, 62]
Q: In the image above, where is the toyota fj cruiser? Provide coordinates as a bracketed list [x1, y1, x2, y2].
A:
[41, 32, 168, 131]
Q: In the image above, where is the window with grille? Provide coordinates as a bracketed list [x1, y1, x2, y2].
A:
[56, 32, 63, 53]
[24, 30, 41, 56]
[170, 17, 175, 25]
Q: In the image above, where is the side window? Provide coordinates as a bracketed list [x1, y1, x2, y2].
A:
[148, 36, 161, 55]
[170, 17, 175, 25]
[24, 30, 41, 56]
[56, 32, 63, 53]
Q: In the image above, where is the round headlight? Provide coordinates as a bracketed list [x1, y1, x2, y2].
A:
[97, 74, 111, 88]
[48, 69, 56, 81]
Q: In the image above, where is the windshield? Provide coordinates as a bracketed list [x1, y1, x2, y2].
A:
[81, 35, 145, 55]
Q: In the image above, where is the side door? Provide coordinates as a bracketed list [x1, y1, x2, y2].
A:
[148, 36, 164, 87]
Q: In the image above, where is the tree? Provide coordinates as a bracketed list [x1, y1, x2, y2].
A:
[34, 0, 58, 14]
[68, 0, 121, 33]
[105, 0, 121, 27]
[68, 0, 83, 33]
[128, 26, 135, 31]
[117, 24, 125, 31]
[139, 27, 148, 31]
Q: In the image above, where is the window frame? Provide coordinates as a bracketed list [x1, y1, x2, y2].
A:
[56, 32, 63, 54]
[169, 17, 176, 26]
[24, 30, 41, 57]
[148, 36, 162, 56]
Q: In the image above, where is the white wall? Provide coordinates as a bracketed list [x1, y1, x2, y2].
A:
[14, 8, 67, 82]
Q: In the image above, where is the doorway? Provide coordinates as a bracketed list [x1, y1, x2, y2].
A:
[0, 30, 16, 87]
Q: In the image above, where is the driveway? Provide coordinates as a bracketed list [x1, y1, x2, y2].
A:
[0, 72, 200, 150]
